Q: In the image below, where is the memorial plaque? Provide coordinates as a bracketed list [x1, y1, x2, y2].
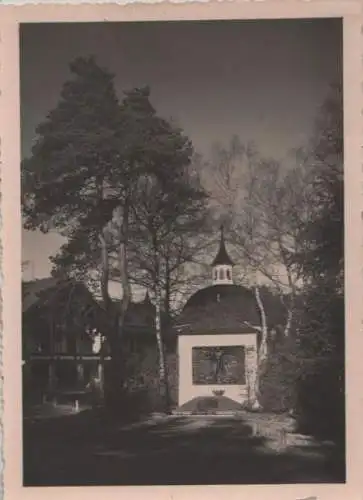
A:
[192, 346, 246, 385]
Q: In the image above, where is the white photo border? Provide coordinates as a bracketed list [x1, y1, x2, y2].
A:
[0, 2, 362, 499]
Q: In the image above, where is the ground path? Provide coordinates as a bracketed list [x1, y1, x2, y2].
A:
[23, 407, 344, 486]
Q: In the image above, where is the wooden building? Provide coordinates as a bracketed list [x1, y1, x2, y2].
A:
[22, 278, 167, 405]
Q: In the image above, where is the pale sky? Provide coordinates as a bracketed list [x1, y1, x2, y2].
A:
[21, 18, 342, 284]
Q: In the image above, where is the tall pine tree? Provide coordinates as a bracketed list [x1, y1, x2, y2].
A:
[22, 57, 204, 413]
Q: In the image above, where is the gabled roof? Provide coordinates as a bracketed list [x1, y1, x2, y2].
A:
[211, 226, 235, 267]
[22, 277, 60, 313]
[22, 277, 105, 321]
[23, 279, 169, 338]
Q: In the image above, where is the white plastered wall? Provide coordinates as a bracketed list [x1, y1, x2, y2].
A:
[178, 333, 258, 406]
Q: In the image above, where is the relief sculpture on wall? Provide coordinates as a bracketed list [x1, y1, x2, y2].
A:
[192, 346, 246, 385]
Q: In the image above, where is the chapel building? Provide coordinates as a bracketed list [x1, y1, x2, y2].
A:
[174, 227, 261, 413]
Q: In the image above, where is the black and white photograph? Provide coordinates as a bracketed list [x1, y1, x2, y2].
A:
[18, 14, 347, 488]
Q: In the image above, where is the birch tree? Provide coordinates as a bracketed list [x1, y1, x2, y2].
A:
[208, 137, 311, 333]
[127, 147, 208, 410]
[206, 137, 312, 408]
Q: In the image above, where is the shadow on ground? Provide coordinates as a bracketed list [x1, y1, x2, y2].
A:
[23, 409, 345, 486]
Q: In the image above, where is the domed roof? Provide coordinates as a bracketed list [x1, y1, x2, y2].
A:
[185, 284, 250, 308]
[175, 284, 260, 335]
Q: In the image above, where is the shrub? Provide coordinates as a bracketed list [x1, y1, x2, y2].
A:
[260, 336, 298, 412]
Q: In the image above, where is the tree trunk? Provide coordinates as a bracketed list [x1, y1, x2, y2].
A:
[98, 230, 115, 404]
[99, 231, 111, 309]
[155, 280, 171, 413]
[116, 204, 132, 323]
[164, 258, 171, 322]
[153, 246, 171, 413]
[105, 204, 132, 414]
[283, 306, 294, 338]
[98, 210, 132, 414]
[253, 285, 269, 410]
[280, 261, 296, 338]
[105, 327, 125, 410]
